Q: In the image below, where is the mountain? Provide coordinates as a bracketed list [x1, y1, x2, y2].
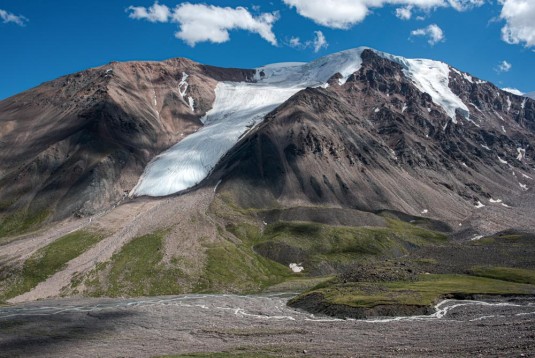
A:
[1, 48, 535, 304]
[526, 91, 535, 100]
[210, 49, 535, 233]
[0, 58, 253, 232]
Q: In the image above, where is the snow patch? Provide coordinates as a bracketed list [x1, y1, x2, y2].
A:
[481, 144, 490, 151]
[421, 209, 428, 214]
[517, 148, 526, 161]
[469, 103, 482, 112]
[474, 201, 485, 208]
[289, 263, 304, 273]
[401, 103, 408, 113]
[522, 173, 533, 180]
[463, 73, 474, 83]
[179, 72, 189, 97]
[498, 156, 508, 164]
[213, 179, 222, 193]
[489, 198, 502, 203]
[376, 52, 469, 122]
[187, 96, 195, 112]
[374, 107, 380, 113]
[506, 96, 511, 112]
[519, 182, 528, 191]
[470, 235, 483, 241]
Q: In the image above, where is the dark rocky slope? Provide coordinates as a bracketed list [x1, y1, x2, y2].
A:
[213, 50, 535, 232]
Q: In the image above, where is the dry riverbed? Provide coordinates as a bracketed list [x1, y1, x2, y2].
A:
[1, 294, 534, 357]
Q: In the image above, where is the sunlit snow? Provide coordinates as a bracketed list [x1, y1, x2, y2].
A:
[377, 51, 469, 122]
[289, 263, 304, 273]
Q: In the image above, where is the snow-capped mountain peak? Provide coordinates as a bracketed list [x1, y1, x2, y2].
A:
[132, 47, 478, 197]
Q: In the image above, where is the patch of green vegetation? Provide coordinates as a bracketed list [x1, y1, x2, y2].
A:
[157, 345, 292, 358]
[87, 230, 185, 297]
[196, 237, 292, 293]
[265, 276, 335, 293]
[292, 274, 535, 309]
[255, 219, 447, 270]
[0, 209, 50, 242]
[1, 230, 103, 301]
[413, 258, 438, 265]
[470, 266, 535, 285]
[158, 353, 276, 358]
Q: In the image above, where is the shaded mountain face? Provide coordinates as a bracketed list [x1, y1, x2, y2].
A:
[0, 58, 253, 228]
[214, 50, 535, 230]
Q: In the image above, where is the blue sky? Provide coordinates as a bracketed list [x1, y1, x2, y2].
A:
[1, 0, 533, 100]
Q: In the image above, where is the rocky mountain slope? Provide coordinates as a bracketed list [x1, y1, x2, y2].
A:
[213, 49, 535, 232]
[1, 47, 535, 304]
[0, 59, 252, 233]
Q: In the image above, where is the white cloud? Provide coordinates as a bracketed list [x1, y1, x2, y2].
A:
[502, 87, 523, 95]
[289, 36, 302, 47]
[313, 31, 328, 52]
[410, 24, 445, 45]
[0, 9, 28, 26]
[282, 0, 483, 29]
[282, 0, 369, 29]
[496, 60, 512, 73]
[288, 31, 328, 52]
[447, 0, 485, 11]
[128, 2, 171, 22]
[396, 6, 412, 20]
[128, 2, 279, 46]
[499, 0, 535, 48]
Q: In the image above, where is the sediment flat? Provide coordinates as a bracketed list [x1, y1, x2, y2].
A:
[1, 294, 534, 357]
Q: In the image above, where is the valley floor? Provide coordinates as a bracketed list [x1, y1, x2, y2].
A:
[1, 294, 534, 357]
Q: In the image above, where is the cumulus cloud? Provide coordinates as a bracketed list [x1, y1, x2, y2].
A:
[0, 9, 28, 26]
[499, 0, 535, 48]
[410, 24, 445, 45]
[395, 6, 413, 20]
[313, 31, 328, 52]
[288, 31, 328, 52]
[282, 0, 483, 29]
[128, 2, 279, 46]
[496, 60, 512, 73]
[128, 2, 171, 22]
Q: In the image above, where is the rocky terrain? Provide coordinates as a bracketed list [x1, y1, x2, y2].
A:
[1, 48, 535, 324]
[0, 59, 253, 228]
[0, 294, 534, 357]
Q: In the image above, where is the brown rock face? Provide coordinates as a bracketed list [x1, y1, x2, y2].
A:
[213, 50, 535, 231]
[0, 58, 254, 225]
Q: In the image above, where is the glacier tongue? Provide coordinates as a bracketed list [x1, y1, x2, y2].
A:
[132, 49, 367, 197]
[132, 47, 471, 197]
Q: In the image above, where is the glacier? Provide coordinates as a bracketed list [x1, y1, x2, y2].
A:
[132, 47, 471, 197]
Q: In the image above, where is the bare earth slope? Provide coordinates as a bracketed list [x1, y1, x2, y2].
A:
[0, 59, 253, 229]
